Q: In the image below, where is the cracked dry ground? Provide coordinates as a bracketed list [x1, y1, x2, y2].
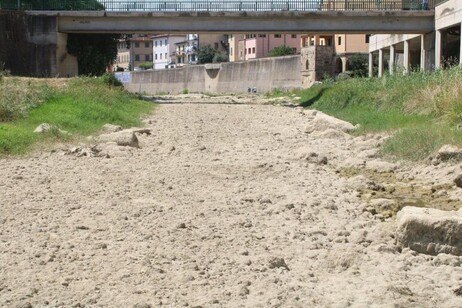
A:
[1, 103, 462, 307]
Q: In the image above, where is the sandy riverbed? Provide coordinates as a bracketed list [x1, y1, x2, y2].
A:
[1, 102, 462, 307]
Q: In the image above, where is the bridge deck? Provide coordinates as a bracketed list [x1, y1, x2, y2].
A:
[27, 10, 436, 34]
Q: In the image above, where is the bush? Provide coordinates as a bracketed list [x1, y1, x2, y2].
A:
[197, 45, 217, 64]
[100, 73, 123, 87]
[267, 45, 295, 57]
[138, 62, 153, 70]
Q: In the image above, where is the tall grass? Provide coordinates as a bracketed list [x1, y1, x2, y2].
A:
[0, 75, 153, 155]
[290, 66, 462, 161]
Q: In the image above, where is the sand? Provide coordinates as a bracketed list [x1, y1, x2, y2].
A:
[1, 101, 462, 307]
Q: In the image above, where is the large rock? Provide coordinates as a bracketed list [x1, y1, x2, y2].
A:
[436, 145, 462, 162]
[101, 124, 123, 133]
[98, 130, 139, 148]
[305, 111, 355, 134]
[33, 123, 68, 135]
[396, 206, 462, 256]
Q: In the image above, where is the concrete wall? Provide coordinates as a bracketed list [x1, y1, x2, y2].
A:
[125, 55, 301, 94]
[0, 10, 77, 77]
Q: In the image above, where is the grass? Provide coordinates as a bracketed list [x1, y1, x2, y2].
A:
[281, 66, 462, 161]
[0, 75, 154, 156]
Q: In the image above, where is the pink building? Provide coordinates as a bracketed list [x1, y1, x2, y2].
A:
[232, 34, 300, 61]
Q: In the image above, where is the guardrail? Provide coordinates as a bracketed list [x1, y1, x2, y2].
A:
[0, 0, 444, 11]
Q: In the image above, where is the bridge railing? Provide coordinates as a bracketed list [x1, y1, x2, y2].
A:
[0, 0, 444, 11]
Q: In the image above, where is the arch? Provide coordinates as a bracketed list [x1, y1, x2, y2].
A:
[334, 57, 342, 74]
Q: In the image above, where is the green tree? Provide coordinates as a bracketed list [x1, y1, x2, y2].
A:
[267, 45, 295, 57]
[67, 34, 120, 76]
[348, 54, 369, 77]
[138, 62, 153, 70]
[197, 45, 217, 64]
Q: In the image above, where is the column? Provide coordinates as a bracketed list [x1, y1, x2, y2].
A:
[460, 24, 462, 66]
[389, 45, 395, 75]
[420, 34, 427, 71]
[403, 40, 410, 74]
[435, 30, 442, 69]
[378, 49, 384, 78]
[369, 52, 374, 77]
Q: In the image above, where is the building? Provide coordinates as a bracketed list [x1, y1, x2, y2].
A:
[230, 34, 300, 61]
[115, 38, 130, 71]
[129, 35, 153, 70]
[368, 0, 461, 77]
[175, 34, 228, 65]
[152, 34, 185, 69]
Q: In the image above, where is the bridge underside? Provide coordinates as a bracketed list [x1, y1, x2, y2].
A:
[30, 11, 436, 34]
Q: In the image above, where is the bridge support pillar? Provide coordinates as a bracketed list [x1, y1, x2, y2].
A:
[368, 52, 374, 77]
[435, 30, 442, 69]
[378, 49, 384, 78]
[389, 45, 395, 75]
[420, 35, 427, 71]
[460, 23, 462, 66]
[403, 40, 410, 74]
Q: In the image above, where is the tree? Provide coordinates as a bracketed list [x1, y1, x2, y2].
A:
[197, 45, 217, 64]
[267, 45, 295, 57]
[67, 34, 120, 76]
[348, 54, 369, 77]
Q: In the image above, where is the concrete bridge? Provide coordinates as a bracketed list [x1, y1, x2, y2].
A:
[38, 10, 436, 34]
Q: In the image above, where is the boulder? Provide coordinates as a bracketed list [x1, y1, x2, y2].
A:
[396, 206, 462, 256]
[33, 123, 68, 135]
[436, 145, 462, 162]
[98, 131, 139, 148]
[305, 112, 355, 134]
[101, 124, 123, 133]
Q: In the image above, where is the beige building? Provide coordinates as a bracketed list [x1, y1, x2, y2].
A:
[368, 0, 461, 77]
[115, 38, 130, 71]
[130, 35, 153, 70]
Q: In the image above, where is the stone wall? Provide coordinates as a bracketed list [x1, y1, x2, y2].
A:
[300, 46, 335, 87]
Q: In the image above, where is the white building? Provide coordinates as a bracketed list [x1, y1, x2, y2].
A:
[153, 34, 185, 69]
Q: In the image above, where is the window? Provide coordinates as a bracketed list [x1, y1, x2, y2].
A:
[230, 47, 233, 56]
[165, 53, 167, 59]
[155, 54, 158, 60]
[214, 42, 219, 50]
[135, 42, 140, 48]
[165, 39, 168, 45]
[155, 41, 157, 47]
[252, 47, 255, 53]
[160, 54, 162, 60]
[274, 34, 282, 38]
[258, 34, 266, 38]
[135, 54, 140, 61]
[160, 40, 163, 47]
[338, 36, 342, 45]
[291, 34, 297, 38]
[145, 42, 150, 48]
[248, 48, 251, 54]
[145, 54, 150, 61]
[365, 34, 370, 44]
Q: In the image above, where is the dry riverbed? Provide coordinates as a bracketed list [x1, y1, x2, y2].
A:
[1, 100, 462, 307]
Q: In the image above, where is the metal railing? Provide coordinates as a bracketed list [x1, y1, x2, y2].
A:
[0, 0, 444, 11]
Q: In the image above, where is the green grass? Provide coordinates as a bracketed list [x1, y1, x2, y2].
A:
[0, 75, 154, 156]
[284, 66, 462, 161]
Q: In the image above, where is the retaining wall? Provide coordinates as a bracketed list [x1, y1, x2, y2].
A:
[125, 55, 301, 94]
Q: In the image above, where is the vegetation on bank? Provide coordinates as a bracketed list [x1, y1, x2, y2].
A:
[270, 66, 462, 161]
[0, 74, 154, 155]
